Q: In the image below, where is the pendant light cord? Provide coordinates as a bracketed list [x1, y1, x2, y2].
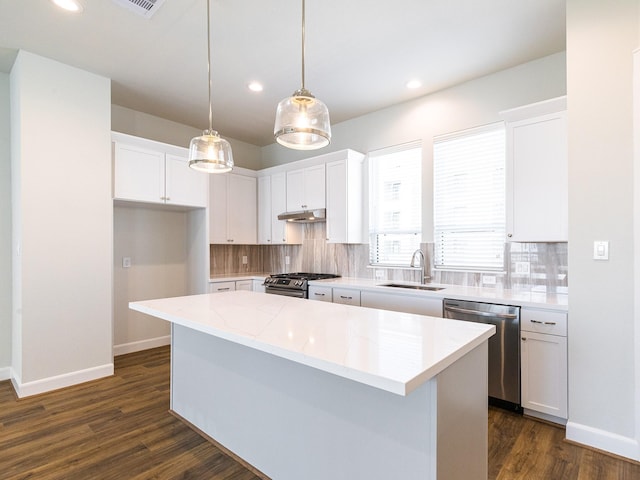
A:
[301, 0, 306, 91]
[207, 0, 213, 133]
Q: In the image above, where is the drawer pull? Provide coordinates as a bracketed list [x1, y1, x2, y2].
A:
[531, 319, 557, 325]
[340, 296, 352, 300]
[218, 287, 230, 291]
[314, 293, 325, 296]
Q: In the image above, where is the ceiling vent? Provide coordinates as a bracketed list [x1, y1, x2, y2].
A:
[110, 0, 167, 18]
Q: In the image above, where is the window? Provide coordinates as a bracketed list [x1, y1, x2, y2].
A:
[369, 142, 422, 266]
[433, 124, 505, 271]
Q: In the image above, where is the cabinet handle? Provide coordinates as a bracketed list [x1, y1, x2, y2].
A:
[166, 197, 170, 201]
[340, 295, 352, 300]
[507, 233, 513, 238]
[314, 293, 325, 296]
[530, 319, 557, 325]
[522, 337, 527, 341]
[218, 287, 230, 291]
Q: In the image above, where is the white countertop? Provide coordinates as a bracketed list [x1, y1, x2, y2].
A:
[310, 277, 568, 311]
[209, 273, 271, 282]
[130, 291, 495, 396]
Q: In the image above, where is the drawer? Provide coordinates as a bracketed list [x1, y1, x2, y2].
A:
[333, 288, 361, 306]
[235, 280, 253, 291]
[209, 281, 236, 293]
[521, 308, 567, 336]
[308, 286, 332, 302]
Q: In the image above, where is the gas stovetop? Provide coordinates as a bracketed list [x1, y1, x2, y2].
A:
[263, 273, 340, 292]
[269, 272, 340, 281]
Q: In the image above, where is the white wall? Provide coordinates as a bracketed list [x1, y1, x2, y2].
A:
[112, 104, 263, 170]
[0, 72, 11, 378]
[113, 205, 188, 355]
[261, 52, 566, 240]
[566, 0, 640, 461]
[10, 51, 113, 396]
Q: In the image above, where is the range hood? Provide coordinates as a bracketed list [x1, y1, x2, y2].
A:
[277, 208, 326, 223]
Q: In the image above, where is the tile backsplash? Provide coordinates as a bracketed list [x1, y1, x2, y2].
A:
[210, 223, 568, 293]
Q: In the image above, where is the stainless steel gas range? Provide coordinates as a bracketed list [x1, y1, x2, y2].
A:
[263, 273, 340, 299]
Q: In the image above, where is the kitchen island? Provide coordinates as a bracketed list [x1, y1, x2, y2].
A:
[130, 291, 495, 480]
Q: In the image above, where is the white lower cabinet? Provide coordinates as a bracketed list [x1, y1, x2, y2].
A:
[236, 280, 253, 291]
[252, 279, 266, 293]
[332, 288, 361, 306]
[209, 281, 236, 293]
[308, 286, 333, 302]
[520, 308, 568, 422]
[360, 291, 443, 317]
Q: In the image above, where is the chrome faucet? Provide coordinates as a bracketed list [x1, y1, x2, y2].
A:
[410, 249, 428, 284]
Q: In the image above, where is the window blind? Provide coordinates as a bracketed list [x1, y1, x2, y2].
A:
[369, 141, 422, 266]
[433, 124, 506, 271]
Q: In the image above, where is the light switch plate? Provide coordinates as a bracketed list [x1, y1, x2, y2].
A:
[122, 256, 131, 268]
[593, 241, 609, 260]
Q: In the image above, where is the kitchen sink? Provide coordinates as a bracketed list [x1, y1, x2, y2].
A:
[379, 283, 445, 291]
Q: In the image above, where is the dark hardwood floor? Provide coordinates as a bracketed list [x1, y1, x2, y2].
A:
[1, 346, 638, 479]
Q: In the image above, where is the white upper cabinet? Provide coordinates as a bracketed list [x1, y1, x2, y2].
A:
[257, 173, 302, 245]
[113, 135, 208, 208]
[501, 97, 568, 242]
[209, 171, 257, 244]
[286, 164, 326, 211]
[164, 154, 208, 208]
[326, 153, 365, 244]
[257, 175, 272, 244]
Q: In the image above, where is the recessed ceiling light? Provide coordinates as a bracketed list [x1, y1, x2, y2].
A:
[248, 82, 264, 92]
[406, 79, 422, 89]
[51, 0, 84, 13]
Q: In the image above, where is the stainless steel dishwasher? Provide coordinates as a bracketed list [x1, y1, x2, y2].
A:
[443, 298, 521, 411]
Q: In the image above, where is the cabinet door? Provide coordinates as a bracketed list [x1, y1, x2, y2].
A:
[286, 168, 306, 211]
[227, 174, 257, 244]
[506, 110, 568, 242]
[521, 332, 568, 419]
[113, 143, 165, 203]
[304, 164, 326, 210]
[236, 280, 253, 291]
[257, 176, 272, 244]
[165, 154, 208, 208]
[272, 173, 302, 244]
[209, 174, 229, 244]
[361, 291, 443, 317]
[326, 160, 348, 243]
[333, 288, 361, 306]
[308, 286, 332, 302]
[252, 279, 266, 293]
[209, 281, 236, 293]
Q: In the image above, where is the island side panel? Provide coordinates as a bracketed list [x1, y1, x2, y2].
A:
[436, 341, 489, 479]
[171, 323, 438, 480]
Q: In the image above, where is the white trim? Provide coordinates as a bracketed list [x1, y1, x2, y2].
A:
[10, 363, 114, 398]
[113, 335, 171, 356]
[0, 367, 10, 381]
[633, 48, 640, 463]
[566, 421, 640, 461]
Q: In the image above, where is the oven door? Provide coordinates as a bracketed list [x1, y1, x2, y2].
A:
[264, 286, 306, 298]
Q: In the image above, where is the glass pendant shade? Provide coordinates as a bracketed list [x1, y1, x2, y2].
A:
[188, 129, 234, 173]
[274, 88, 331, 150]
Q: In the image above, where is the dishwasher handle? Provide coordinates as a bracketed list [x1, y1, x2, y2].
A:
[444, 305, 518, 320]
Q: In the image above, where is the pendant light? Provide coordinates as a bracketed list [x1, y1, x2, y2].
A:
[188, 0, 234, 173]
[274, 0, 331, 150]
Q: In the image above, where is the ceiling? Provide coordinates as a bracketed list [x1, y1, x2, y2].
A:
[0, 0, 565, 147]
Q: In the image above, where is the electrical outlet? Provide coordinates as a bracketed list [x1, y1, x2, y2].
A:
[242, 256, 248, 265]
[482, 275, 496, 285]
[515, 261, 530, 275]
[122, 257, 131, 268]
[375, 270, 384, 280]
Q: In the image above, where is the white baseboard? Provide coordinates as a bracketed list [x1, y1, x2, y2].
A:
[566, 421, 640, 461]
[113, 335, 171, 356]
[0, 367, 10, 381]
[11, 363, 114, 398]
